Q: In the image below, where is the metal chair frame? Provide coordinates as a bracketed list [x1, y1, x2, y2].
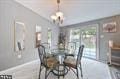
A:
[41, 42, 51, 52]
[64, 45, 84, 79]
[67, 42, 76, 50]
[38, 45, 54, 79]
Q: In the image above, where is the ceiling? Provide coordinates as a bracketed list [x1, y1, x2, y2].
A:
[15, 0, 120, 27]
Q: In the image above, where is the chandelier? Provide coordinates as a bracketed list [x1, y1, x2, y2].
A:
[51, 0, 64, 25]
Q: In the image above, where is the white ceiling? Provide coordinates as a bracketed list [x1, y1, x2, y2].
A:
[15, 0, 120, 27]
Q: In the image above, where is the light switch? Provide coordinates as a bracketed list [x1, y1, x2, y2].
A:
[100, 35, 104, 38]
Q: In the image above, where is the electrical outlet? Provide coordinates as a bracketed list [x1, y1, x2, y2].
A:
[18, 54, 22, 59]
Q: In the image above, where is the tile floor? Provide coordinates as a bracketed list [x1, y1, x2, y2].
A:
[0, 58, 112, 79]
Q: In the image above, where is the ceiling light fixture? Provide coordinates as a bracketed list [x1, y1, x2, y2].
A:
[51, 0, 64, 25]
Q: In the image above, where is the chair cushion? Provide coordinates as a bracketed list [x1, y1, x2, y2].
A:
[46, 57, 58, 69]
[64, 56, 77, 68]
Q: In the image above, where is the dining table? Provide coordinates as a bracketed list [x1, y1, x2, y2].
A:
[48, 48, 76, 78]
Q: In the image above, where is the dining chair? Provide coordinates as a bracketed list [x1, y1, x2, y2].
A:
[38, 45, 59, 79]
[63, 45, 84, 79]
[41, 42, 51, 53]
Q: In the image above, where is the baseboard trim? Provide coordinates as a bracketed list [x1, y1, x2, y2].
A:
[0, 59, 40, 74]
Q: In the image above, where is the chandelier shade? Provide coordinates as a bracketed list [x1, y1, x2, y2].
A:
[56, 11, 63, 17]
[51, 15, 57, 20]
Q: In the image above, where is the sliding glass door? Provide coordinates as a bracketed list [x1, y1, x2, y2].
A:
[69, 25, 98, 59]
[81, 26, 97, 59]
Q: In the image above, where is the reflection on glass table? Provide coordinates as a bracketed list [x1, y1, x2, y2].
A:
[50, 49, 71, 78]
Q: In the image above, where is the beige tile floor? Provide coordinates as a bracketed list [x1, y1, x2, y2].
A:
[0, 58, 112, 79]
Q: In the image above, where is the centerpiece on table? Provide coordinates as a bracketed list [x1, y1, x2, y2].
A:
[58, 32, 66, 49]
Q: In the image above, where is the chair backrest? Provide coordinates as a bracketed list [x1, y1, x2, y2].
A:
[38, 45, 47, 65]
[76, 45, 84, 66]
[67, 42, 76, 54]
[41, 42, 50, 48]
[68, 42, 76, 50]
[41, 42, 50, 53]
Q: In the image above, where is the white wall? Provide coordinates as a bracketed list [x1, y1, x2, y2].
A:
[0, 0, 59, 71]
